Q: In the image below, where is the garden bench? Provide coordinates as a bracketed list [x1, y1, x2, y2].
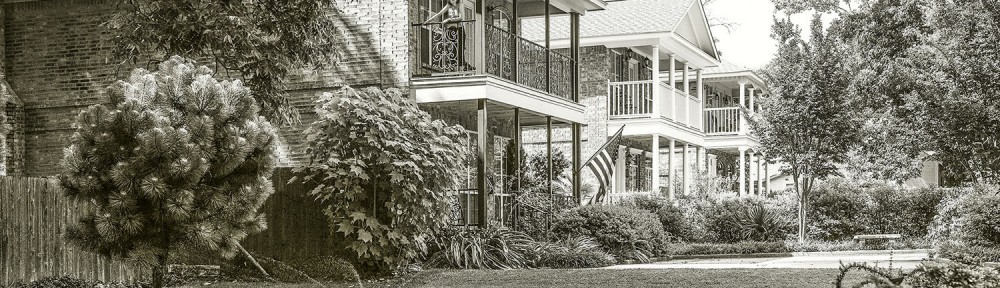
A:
[853, 234, 902, 249]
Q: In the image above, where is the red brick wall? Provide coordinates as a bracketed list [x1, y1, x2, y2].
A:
[3, 0, 116, 177]
[2, 0, 413, 174]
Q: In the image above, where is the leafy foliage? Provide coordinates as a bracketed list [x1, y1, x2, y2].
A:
[664, 241, 789, 256]
[756, 15, 859, 241]
[9, 276, 144, 288]
[550, 205, 667, 262]
[294, 87, 467, 270]
[59, 56, 277, 287]
[706, 198, 794, 243]
[906, 260, 1000, 288]
[427, 227, 536, 270]
[105, 0, 342, 123]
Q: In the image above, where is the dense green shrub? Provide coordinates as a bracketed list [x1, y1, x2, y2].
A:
[533, 237, 616, 268]
[807, 182, 871, 240]
[427, 227, 536, 269]
[808, 181, 946, 241]
[937, 242, 1000, 265]
[621, 195, 701, 242]
[516, 191, 579, 241]
[664, 241, 788, 256]
[906, 260, 1000, 288]
[963, 193, 1000, 246]
[551, 205, 667, 262]
[929, 186, 1000, 259]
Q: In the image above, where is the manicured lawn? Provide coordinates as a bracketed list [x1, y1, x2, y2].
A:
[191, 268, 849, 288]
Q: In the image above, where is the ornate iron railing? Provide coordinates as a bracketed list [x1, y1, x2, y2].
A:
[412, 22, 575, 101]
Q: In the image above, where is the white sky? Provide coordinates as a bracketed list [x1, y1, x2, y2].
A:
[704, 0, 830, 69]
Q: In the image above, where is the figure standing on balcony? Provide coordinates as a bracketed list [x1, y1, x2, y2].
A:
[423, 0, 466, 71]
[424, 0, 463, 26]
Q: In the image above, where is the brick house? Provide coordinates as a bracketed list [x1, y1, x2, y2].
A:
[519, 0, 774, 202]
[0, 0, 608, 229]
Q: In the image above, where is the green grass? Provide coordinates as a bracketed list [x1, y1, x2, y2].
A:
[190, 268, 846, 288]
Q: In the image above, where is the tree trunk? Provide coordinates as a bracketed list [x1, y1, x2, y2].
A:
[153, 252, 168, 288]
[798, 197, 806, 243]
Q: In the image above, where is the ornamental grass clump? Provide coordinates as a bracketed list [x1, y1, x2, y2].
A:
[59, 56, 277, 288]
[427, 227, 536, 270]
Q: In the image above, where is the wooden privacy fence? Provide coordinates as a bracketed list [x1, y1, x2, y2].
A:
[0, 176, 147, 285]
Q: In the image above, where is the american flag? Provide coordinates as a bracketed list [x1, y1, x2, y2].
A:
[582, 126, 624, 203]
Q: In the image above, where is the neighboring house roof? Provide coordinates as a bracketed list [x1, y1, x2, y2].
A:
[703, 60, 755, 75]
[521, 0, 697, 40]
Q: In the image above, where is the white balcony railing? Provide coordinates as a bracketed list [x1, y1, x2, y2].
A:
[703, 107, 749, 135]
[608, 80, 702, 129]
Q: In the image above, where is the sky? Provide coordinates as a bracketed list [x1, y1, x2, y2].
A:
[704, 0, 830, 69]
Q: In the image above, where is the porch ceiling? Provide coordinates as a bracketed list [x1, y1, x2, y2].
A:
[516, 0, 608, 17]
[418, 100, 575, 127]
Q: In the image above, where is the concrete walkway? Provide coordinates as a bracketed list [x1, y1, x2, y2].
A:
[607, 249, 932, 270]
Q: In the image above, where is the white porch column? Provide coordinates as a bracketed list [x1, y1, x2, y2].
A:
[683, 63, 690, 125]
[682, 143, 690, 196]
[615, 145, 627, 194]
[738, 147, 747, 197]
[696, 69, 704, 131]
[651, 134, 661, 194]
[749, 88, 757, 116]
[668, 55, 677, 120]
[667, 138, 676, 200]
[738, 82, 747, 108]
[749, 152, 757, 196]
[758, 153, 766, 194]
[762, 154, 769, 193]
[651, 46, 661, 116]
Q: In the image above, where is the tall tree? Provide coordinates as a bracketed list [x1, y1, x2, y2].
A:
[774, 0, 933, 183]
[906, 0, 1000, 183]
[60, 57, 278, 288]
[105, 0, 341, 123]
[755, 16, 857, 242]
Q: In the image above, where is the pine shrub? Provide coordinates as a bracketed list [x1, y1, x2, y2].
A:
[59, 56, 277, 287]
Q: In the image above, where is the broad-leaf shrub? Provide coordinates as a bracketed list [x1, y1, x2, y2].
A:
[937, 242, 1000, 265]
[551, 205, 667, 262]
[60, 57, 277, 287]
[295, 87, 467, 270]
[427, 227, 535, 269]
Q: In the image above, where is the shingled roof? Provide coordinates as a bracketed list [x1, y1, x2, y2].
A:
[521, 0, 699, 41]
[703, 60, 755, 75]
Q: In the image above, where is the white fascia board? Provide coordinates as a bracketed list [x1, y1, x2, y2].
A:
[412, 76, 586, 123]
[661, 33, 721, 69]
[609, 118, 707, 146]
[540, 32, 664, 50]
[703, 71, 768, 92]
[550, 0, 608, 15]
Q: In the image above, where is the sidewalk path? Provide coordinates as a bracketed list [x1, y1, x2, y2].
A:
[607, 249, 932, 270]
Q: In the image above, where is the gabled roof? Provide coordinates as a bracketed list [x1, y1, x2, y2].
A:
[522, 0, 696, 40]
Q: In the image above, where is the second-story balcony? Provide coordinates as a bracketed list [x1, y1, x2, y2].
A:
[704, 106, 748, 135]
[608, 80, 703, 129]
[413, 21, 575, 101]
